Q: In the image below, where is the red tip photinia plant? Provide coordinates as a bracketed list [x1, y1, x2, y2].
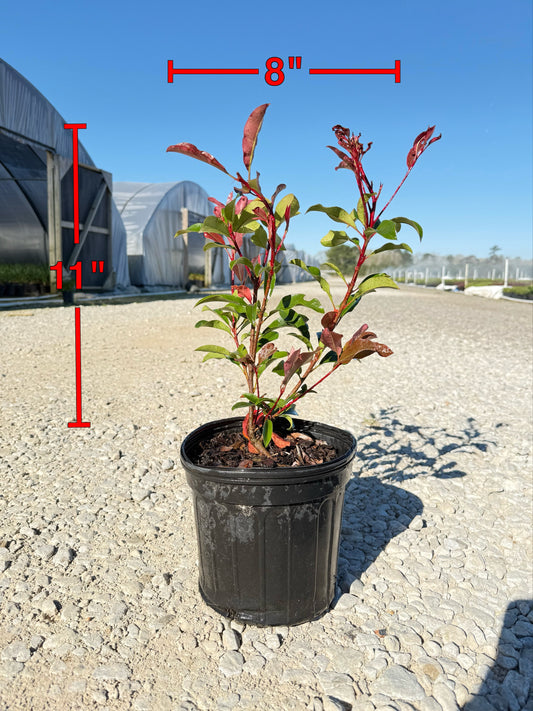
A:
[167, 105, 440, 458]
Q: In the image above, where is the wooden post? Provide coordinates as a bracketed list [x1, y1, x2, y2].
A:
[46, 151, 61, 293]
[181, 208, 189, 287]
[204, 240, 212, 287]
[465, 263, 469, 288]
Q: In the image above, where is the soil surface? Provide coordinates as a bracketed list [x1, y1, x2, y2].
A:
[193, 429, 338, 469]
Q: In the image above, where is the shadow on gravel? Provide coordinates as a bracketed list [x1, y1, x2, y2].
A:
[462, 599, 533, 710]
[335, 407, 495, 598]
[337, 475, 423, 593]
[354, 406, 495, 482]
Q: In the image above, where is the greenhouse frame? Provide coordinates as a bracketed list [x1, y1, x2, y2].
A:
[0, 59, 129, 290]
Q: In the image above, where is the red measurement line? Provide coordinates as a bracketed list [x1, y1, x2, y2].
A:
[310, 60, 401, 83]
[167, 61, 258, 82]
[64, 124, 87, 244]
[68, 307, 90, 428]
[173, 69, 258, 74]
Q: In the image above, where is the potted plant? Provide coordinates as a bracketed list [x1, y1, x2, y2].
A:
[61, 274, 75, 305]
[167, 105, 440, 625]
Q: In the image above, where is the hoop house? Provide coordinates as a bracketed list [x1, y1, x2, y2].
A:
[0, 59, 129, 290]
[114, 180, 230, 288]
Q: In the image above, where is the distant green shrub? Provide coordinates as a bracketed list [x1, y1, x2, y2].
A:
[503, 285, 533, 300]
[0, 263, 50, 285]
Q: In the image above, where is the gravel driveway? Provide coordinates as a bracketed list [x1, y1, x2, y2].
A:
[1, 284, 532, 711]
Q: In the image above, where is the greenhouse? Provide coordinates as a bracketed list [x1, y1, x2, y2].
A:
[0, 59, 129, 291]
[114, 180, 318, 289]
[114, 180, 254, 288]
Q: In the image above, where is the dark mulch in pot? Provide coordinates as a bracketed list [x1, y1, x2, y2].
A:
[195, 430, 338, 469]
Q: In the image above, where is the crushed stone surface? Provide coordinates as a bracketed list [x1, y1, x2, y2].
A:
[0, 284, 532, 710]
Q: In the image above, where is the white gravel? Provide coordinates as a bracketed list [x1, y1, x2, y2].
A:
[0, 284, 532, 711]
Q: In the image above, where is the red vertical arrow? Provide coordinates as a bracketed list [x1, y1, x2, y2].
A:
[68, 307, 90, 428]
[64, 123, 87, 244]
[64, 123, 90, 428]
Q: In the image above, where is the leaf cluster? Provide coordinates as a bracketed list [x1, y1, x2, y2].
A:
[167, 106, 440, 455]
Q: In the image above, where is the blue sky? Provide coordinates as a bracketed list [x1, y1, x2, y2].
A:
[1, 0, 531, 259]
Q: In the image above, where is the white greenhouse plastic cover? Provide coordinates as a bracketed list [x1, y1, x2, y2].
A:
[114, 180, 224, 287]
[0, 58, 129, 288]
[114, 180, 319, 288]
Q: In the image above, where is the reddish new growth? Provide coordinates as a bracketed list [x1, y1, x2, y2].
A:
[167, 106, 440, 459]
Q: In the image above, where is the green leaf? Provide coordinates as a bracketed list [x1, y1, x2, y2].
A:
[339, 295, 361, 317]
[175, 223, 204, 236]
[270, 294, 324, 315]
[231, 401, 252, 410]
[321, 261, 348, 284]
[276, 413, 293, 429]
[245, 303, 258, 322]
[290, 259, 333, 304]
[258, 331, 280, 347]
[391, 216, 423, 240]
[288, 331, 313, 350]
[375, 220, 398, 241]
[275, 193, 300, 222]
[262, 419, 273, 447]
[250, 226, 268, 249]
[230, 257, 254, 271]
[306, 204, 356, 228]
[265, 308, 312, 347]
[321, 230, 349, 247]
[202, 215, 231, 237]
[371, 242, 413, 256]
[196, 294, 247, 307]
[240, 393, 263, 405]
[355, 273, 399, 298]
[194, 319, 232, 334]
[228, 344, 250, 363]
[195, 345, 231, 356]
[203, 241, 228, 251]
[319, 350, 339, 366]
[221, 200, 235, 223]
[356, 195, 370, 225]
[257, 349, 287, 376]
[201, 352, 228, 362]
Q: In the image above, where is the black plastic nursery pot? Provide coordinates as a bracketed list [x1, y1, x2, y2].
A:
[180, 417, 357, 626]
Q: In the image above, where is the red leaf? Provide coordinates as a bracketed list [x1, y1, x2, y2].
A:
[166, 142, 229, 175]
[271, 183, 287, 203]
[406, 126, 441, 168]
[338, 325, 393, 365]
[320, 328, 343, 356]
[253, 207, 269, 221]
[321, 310, 338, 330]
[242, 413, 250, 439]
[282, 348, 314, 386]
[205, 232, 225, 244]
[271, 432, 291, 449]
[232, 284, 252, 302]
[257, 342, 277, 364]
[242, 104, 269, 170]
[327, 145, 354, 170]
[235, 196, 249, 215]
[208, 196, 225, 218]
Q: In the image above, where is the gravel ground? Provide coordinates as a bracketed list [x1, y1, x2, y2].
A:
[0, 283, 532, 711]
